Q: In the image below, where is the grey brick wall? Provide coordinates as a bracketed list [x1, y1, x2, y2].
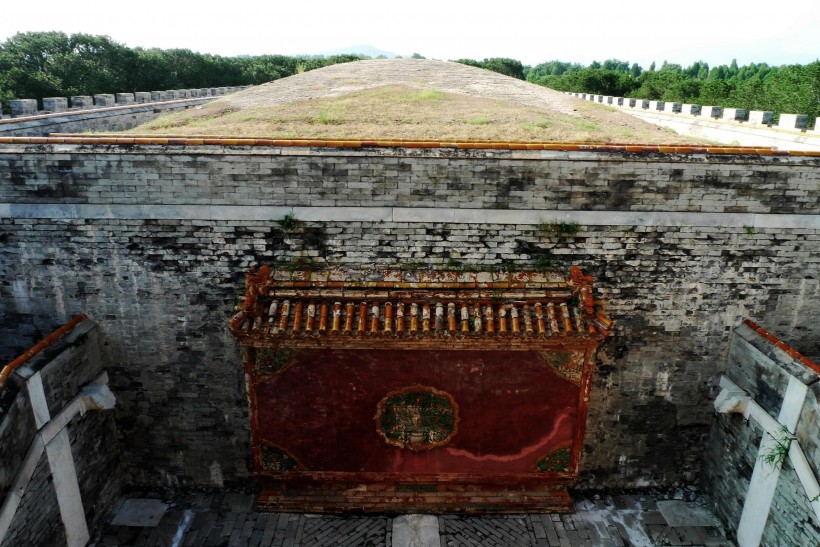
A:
[0, 146, 817, 214]
[0, 320, 121, 546]
[1, 216, 818, 488]
[762, 458, 820, 546]
[702, 327, 820, 546]
[1, 145, 818, 490]
[0, 453, 66, 547]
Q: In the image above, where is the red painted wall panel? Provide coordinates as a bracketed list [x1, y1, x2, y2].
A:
[255, 349, 578, 475]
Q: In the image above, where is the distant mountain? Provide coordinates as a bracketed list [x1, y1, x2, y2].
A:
[321, 45, 399, 58]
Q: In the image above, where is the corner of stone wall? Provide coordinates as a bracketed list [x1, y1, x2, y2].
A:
[0, 317, 123, 546]
[701, 321, 820, 546]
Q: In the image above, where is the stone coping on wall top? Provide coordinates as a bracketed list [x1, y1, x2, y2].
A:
[0, 313, 88, 390]
[742, 319, 820, 375]
[2, 134, 819, 156]
[0, 97, 214, 124]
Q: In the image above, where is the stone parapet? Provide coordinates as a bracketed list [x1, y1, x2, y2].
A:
[115, 93, 134, 105]
[71, 96, 93, 109]
[42, 97, 68, 113]
[134, 92, 152, 103]
[701, 105, 722, 118]
[93, 94, 116, 107]
[10, 99, 38, 118]
[778, 113, 808, 131]
[749, 111, 774, 125]
[723, 108, 747, 121]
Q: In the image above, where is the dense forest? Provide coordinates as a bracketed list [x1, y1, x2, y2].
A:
[0, 32, 364, 112]
[524, 59, 819, 125]
[1, 31, 817, 126]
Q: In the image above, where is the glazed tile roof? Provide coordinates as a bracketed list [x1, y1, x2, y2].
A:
[229, 267, 612, 349]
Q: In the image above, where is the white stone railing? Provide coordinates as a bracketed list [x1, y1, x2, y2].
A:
[6, 86, 250, 118]
[567, 92, 818, 133]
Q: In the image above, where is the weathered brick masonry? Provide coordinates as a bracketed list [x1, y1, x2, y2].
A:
[1, 144, 818, 491]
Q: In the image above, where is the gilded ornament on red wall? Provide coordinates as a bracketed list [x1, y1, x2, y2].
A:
[375, 385, 459, 450]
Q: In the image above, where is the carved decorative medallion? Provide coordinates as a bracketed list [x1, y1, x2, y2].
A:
[260, 443, 303, 472]
[533, 443, 573, 473]
[375, 386, 459, 450]
[540, 351, 584, 385]
[255, 348, 295, 376]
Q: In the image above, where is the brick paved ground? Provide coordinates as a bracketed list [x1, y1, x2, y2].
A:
[90, 490, 734, 546]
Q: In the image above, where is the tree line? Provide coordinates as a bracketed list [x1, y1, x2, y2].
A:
[0, 32, 364, 113]
[2, 32, 817, 125]
[525, 58, 820, 125]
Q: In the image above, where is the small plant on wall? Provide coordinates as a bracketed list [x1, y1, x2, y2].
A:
[760, 426, 794, 469]
[278, 212, 302, 234]
[536, 220, 582, 248]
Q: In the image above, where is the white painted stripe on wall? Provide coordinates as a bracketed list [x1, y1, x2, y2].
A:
[1, 203, 819, 229]
[734, 376, 810, 547]
[45, 430, 90, 547]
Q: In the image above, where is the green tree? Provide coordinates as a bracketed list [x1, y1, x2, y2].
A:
[481, 57, 526, 80]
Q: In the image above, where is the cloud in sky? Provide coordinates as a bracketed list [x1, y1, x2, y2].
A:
[1, 0, 817, 68]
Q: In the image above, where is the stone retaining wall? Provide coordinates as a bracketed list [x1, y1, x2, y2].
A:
[0, 318, 121, 546]
[702, 323, 820, 546]
[0, 144, 818, 491]
[0, 98, 213, 137]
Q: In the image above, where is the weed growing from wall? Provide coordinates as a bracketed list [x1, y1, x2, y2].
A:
[278, 213, 302, 234]
[760, 426, 794, 469]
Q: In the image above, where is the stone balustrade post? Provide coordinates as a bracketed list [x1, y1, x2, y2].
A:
[10, 99, 38, 117]
[217, 87, 227, 95]
[614, 97, 624, 106]
[150, 91, 164, 101]
[42, 97, 68, 113]
[115, 93, 135, 105]
[748, 111, 773, 125]
[777, 113, 808, 131]
[682, 104, 701, 116]
[93, 94, 116, 107]
[701, 106, 722, 118]
[166, 90, 179, 100]
[71, 96, 94, 109]
[200, 88, 209, 98]
[723, 108, 747, 121]
[134, 92, 152, 103]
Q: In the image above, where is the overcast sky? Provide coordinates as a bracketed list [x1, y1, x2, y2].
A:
[2, 1, 818, 68]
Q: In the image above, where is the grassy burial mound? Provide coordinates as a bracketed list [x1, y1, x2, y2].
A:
[131, 58, 705, 143]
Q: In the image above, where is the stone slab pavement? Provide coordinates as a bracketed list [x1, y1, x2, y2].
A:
[89, 490, 735, 546]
